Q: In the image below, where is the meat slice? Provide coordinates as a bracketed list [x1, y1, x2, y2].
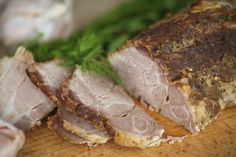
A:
[59, 68, 164, 149]
[26, 61, 110, 145]
[0, 57, 14, 76]
[0, 47, 55, 130]
[109, 0, 236, 133]
[26, 60, 72, 104]
[48, 115, 94, 147]
[0, 119, 25, 157]
[59, 107, 110, 144]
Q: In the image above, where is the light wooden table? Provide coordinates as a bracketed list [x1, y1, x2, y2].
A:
[18, 105, 236, 157]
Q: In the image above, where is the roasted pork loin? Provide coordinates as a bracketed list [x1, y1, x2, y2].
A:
[0, 47, 55, 130]
[0, 119, 25, 157]
[109, 0, 236, 133]
[59, 68, 164, 149]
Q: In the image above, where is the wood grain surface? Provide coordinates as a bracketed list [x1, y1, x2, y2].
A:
[18, 104, 236, 157]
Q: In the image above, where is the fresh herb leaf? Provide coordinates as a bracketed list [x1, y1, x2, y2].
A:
[25, 0, 193, 84]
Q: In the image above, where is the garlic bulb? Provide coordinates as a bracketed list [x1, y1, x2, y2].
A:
[0, 0, 74, 46]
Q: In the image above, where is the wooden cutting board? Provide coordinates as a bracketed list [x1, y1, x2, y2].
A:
[18, 102, 236, 157]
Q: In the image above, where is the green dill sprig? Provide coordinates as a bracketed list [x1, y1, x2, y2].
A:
[25, 0, 193, 84]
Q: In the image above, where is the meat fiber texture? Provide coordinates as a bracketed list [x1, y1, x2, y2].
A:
[26, 61, 110, 145]
[59, 68, 164, 149]
[0, 0, 74, 46]
[26, 60, 72, 104]
[109, 0, 236, 133]
[0, 118, 25, 157]
[0, 47, 55, 130]
[48, 114, 97, 147]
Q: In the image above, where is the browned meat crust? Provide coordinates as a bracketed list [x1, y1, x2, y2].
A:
[109, 0, 236, 133]
[59, 82, 115, 136]
[131, 2, 236, 111]
[26, 61, 71, 105]
[26, 65, 58, 103]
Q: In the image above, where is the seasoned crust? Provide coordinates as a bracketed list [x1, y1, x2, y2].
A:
[26, 61, 72, 105]
[58, 81, 115, 136]
[109, 1, 235, 58]
[109, 1, 236, 133]
[156, 29, 236, 130]
[26, 64, 58, 103]
[133, 5, 235, 56]
[134, 1, 236, 114]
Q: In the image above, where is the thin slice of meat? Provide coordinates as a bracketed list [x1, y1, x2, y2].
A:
[26, 60, 72, 104]
[59, 107, 110, 144]
[0, 119, 25, 157]
[59, 68, 164, 149]
[26, 61, 110, 144]
[0, 57, 14, 76]
[109, 0, 236, 133]
[0, 47, 55, 130]
[48, 115, 95, 147]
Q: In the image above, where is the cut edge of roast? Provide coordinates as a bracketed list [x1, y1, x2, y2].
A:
[109, 45, 200, 133]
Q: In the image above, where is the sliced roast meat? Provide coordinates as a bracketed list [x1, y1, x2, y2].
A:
[59, 68, 164, 149]
[0, 119, 25, 157]
[48, 115, 94, 147]
[59, 107, 110, 144]
[0, 47, 55, 130]
[26, 61, 110, 144]
[109, 0, 236, 133]
[0, 56, 14, 76]
[26, 60, 72, 104]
